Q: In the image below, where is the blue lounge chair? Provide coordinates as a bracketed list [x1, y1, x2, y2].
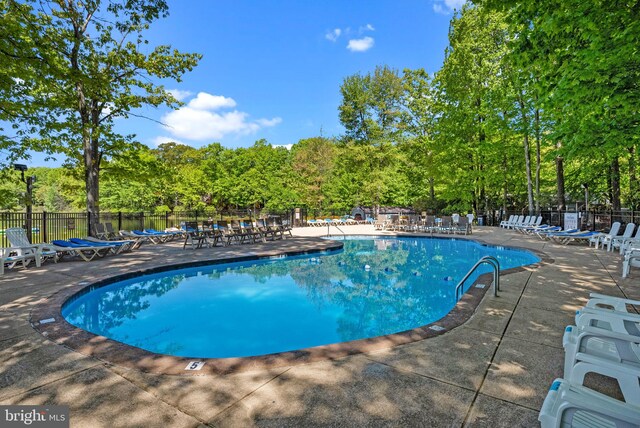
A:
[52, 239, 114, 261]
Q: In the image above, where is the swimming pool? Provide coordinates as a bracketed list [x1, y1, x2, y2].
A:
[62, 236, 539, 358]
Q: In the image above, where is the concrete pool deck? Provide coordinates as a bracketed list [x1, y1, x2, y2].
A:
[0, 225, 637, 427]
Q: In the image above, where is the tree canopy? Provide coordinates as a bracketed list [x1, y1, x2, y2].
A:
[2, 1, 638, 218]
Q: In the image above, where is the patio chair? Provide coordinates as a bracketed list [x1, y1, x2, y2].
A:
[273, 217, 292, 237]
[539, 378, 640, 428]
[578, 293, 640, 318]
[593, 222, 621, 250]
[535, 227, 579, 240]
[216, 220, 238, 246]
[609, 223, 636, 252]
[145, 228, 179, 241]
[51, 239, 115, 261]
[104, 222, 119, 240]
[453, 216, 470, 235]
[1, 247, 34, 275]
[93, 223, 108, 240]
[507, 215, 524, 229]
[183, 221, 209, 249]
[82, 236, 136, 253]
[516, 216, 542, 233]
[622, 247, 640, 278]
[201, 220, 222, 247]
[256, 219, 279, 240]
[439, 216, 453, 233]
[618, 226, 640, 255]
[118, 230, 150, 248]
[134, 229, 174, 243]
[6, 227, 59, 265]
[562, 324, 640, 406]
[549, 230, 601, 245]
[239, 220, 265, 243]
[499, 215, 515, 228]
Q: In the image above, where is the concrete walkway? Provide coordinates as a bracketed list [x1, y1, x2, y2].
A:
[0, 226, 636, 427]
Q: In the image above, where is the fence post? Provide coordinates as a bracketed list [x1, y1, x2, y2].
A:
[87, 211, 92, 237]
[42, 211, 48, 243]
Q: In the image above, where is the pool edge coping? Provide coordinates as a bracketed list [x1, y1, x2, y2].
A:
[29, 234, 553, 376]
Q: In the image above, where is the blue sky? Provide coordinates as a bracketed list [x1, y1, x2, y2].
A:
[29, 0, 463, 166]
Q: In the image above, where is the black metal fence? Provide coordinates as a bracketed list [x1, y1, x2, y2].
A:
[3, 207, 637, 246]
[0, 209, 299, 246]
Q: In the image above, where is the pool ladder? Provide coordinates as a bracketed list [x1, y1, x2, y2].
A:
[327, 223, 346, 238]
[455, 256, 500, 301]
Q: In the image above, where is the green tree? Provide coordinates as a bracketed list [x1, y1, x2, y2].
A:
[3, 0, 201, 230]
[478, 0, 640, 210]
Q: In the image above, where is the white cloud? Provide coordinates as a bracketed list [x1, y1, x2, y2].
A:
[272, 144, 293, 150]
[347, 36, 375, 52]
[188, 92, 236, 110]
[256, 118, 283, 127]
[152, 136, 186, 147]
[167, 89, 193, 101]
[325, 28, 341, 42]
[359, 23, 375, 33]
[159, 92, 281, 142]
[433, 0, 465, 14]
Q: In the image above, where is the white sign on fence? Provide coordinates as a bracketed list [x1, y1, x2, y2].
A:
[564, 212, 579, 230]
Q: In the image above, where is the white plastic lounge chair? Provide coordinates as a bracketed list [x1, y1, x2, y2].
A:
[581, 293, 640, 316]
[117, 230, 149, 248]
[521, 224, 552, 235]
[618, 227, 640, 254]
[536, 228, 579, 240]
[563, 325, 640, 398]
[609, 223, 636, 252]
[76, 237, 134, 254]
[5, 227, 59, 265]
[550, 230, 601, 245]
[594, 222, 621, 250]
[499, 214, 514, 228]
[574, 309, 640, 339]
[51, 240, 114, 262]
[539, 378, 640, 428]
[133, 229, 172, 244]
[1, 247, 35, 275]
[622, 248, 640, 278]
[508, 215, 524, 229]
[513, 215, 530, 230]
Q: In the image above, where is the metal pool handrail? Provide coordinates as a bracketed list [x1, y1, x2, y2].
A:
[327, 222, 346, 238]
[455, 256, 500, 301]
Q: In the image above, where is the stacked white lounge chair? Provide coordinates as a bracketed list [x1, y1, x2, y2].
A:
[539, 293, 640, 427]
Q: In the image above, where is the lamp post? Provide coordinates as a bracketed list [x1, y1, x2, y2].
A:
[13, 164, 34, 243]
[581, 183, 589, 230]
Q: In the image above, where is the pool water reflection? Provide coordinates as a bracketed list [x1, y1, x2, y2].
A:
[62, 236, 539, 358]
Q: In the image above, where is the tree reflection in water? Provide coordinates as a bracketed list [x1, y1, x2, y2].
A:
[62, 237, 539, 357]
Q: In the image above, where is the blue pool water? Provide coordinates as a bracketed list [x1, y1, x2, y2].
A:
[62, 236, 539, 358]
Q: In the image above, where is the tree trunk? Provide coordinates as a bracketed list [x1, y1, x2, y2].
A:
[84, 102, 101, 235]
[518, 94, 534, 215]
[534, 107, 541, 214]
[610, 156, 621, 211]
[502, 152, 508, 214]
[555, 142, 565, 210]
[629, 146, 638, 210]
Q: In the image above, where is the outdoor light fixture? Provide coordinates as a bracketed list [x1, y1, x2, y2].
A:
[12, 163, 34, 243]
